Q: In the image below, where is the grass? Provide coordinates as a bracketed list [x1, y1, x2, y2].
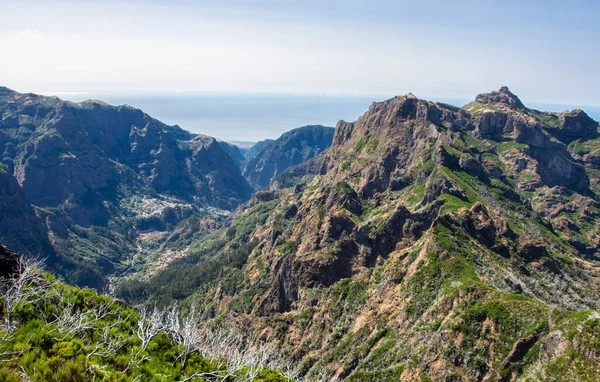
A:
[354, 136, 379, 153]
[534, 112, 561, 128]
[278, 240, 298, 256]
[494, 141, 528, 152]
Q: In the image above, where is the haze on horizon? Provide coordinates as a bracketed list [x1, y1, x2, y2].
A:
[1, 0, 599, 107]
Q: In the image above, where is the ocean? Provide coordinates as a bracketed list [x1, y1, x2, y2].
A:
[58, 93, 600, 142]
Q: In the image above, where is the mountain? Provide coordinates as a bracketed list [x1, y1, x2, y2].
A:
[218, 140, 248, 166]
[0, 86, 253, 289]
[228, 140, 257, 151]
[243, 125, 334, 189]
[119, 87, 600, 381]
[244, 138, 275, 160]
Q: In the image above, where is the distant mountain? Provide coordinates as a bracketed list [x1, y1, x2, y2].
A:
[218, 140, 247, 166]
[0, 86, 253, 289]
[122, 88, 600, 380]
[243, 138, 275, 160]
[242, 125, 334, 188]
[227, 140, 256, 150]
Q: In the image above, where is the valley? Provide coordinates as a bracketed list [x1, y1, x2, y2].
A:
[1, 86, 600, 380]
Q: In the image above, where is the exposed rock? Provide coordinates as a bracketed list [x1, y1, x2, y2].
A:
[551, 109, 599, 143]
[0, 243, 20, 279]
[502, 333, 541, 370]
[8, 85, 600, 380]
[583, 154, 600, 168]
[422, 177, 466, 205]
[461, 203, 497, 246]
[517, 239, 548, 261]
[475, 86, 526, 110]
[0, 166, 55, 259]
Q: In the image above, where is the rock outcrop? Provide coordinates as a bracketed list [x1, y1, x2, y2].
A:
[0, 243, 20, 279]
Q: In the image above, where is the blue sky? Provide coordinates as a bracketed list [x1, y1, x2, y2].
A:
[1, 0, 599, 105]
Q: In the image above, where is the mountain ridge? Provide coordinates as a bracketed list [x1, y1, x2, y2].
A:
[0, 86, 253, 289]
[119, 87, 600, 381]
[242, 125, 334, 189]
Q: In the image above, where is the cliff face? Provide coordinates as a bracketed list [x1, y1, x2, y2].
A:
[125, 88, 600, 381]
[0, 86, 253, 289]
[0, 243, 20, 279]
[242, 125, 334, 189]
[0, 165, 55, 261]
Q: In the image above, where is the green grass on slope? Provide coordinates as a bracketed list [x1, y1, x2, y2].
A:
[0, 267, 288, 381]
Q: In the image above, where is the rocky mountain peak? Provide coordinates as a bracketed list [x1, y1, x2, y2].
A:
[113, 87, 600, 380]
[475, 86, 526, 109]
[553, 108, 599, 142]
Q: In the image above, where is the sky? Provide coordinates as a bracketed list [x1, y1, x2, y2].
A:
[0, 0, 599, 106]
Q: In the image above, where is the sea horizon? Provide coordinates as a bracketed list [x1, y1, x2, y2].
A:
[37, 91, 600, 142]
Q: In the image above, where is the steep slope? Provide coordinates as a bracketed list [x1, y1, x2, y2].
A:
[243, 125, 334, 189]
[0, 243, 19, 278]
[0, 86, 253, 289]
[218, 140, 248, 166]
[0, 164, 55, 260]
[121, 88, 600, 381]
[0, 244, 289, 381]
[244, 138, 275, 160]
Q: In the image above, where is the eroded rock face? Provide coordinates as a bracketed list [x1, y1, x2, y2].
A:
[553, 109, 599, 143]
[0, 166, 55, 260]
[517, 238, 548, 261]
[475, 86, 526, 109]
[8, 84, 600, 380]
[465, 88, 591, 193]
[0, 243, 20, 279]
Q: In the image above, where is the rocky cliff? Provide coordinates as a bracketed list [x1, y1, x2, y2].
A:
[0, 164, 55, 260]
[0, 243, 20, 279]
[122, 87, 600, 381]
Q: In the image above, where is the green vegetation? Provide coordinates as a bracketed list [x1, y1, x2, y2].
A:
[115, 199, 280, 305]
[0, 264, 288, 381]
[336, 181, 353, 193]
[353, 136, 379, 153]
[6, 87, 598, 381]
[316, 204, 326, 229]
[278, 241, 298, 256]
[493, 141, 527, 152]
[533, 112, 561, 128]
